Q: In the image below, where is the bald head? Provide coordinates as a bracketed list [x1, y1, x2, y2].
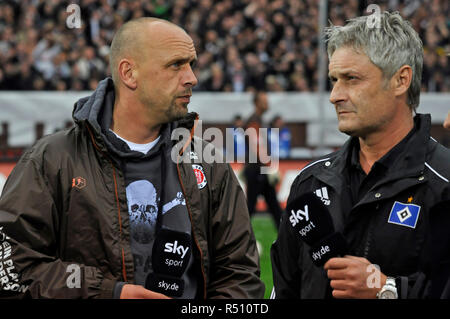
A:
[109, 17, 188, 88]
[108, 16, 197, 129]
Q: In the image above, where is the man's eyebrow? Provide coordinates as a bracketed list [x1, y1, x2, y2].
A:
[328, 70, 361, 79]
[328, 73, 338, 82]
[167, 56, 197, 65]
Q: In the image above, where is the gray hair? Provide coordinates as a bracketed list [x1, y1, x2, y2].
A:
[325, 11, 423, 111]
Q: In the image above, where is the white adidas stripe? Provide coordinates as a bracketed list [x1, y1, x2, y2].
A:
[270, 287, 276, 299]
[424, 162, 449, 183]
[299, 158, 331, 175]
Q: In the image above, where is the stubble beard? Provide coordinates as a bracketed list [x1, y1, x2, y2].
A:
[165, 98, 188, 122]
[338, 118, 381, 140]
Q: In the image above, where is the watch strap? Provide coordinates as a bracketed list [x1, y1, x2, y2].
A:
[386, 277, 396, 287]
[377, 276, 398, 299]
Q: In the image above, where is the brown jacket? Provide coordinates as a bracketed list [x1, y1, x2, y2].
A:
[0, 108, 264, 298]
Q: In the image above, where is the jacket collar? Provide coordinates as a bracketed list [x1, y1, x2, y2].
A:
[72, 77, 199, 157]
[304, 113, 432, 195]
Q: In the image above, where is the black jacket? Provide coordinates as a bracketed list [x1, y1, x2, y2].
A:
[271, 114, 450, 299]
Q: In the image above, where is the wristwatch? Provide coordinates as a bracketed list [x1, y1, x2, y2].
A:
[376, 277, 398, 299]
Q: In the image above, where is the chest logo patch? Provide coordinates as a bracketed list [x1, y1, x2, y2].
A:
[388, 201, 421, 229]
[192, 164, 207, 189]
[314, 187, 330, 206]
[72, 176, 86, 189]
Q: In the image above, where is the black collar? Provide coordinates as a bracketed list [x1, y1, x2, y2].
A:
[307, 113, 432, 186]
[349, 118, 418, 173]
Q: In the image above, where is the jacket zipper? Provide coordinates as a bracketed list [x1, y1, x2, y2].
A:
[176, 162, 207, 299]
[175, 117, 207, 299]
[111, 164, 128, 282]
[362, 224, 373, 258]
[361, 204, 378, 258]
[85, 123, 128, 282]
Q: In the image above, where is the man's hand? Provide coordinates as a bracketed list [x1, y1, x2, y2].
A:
[324, 255, 386, 299]
[120, 284, 172, 299]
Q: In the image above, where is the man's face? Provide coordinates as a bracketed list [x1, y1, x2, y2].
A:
[328, 47, 397, 138]
[136, 23, 198, 123]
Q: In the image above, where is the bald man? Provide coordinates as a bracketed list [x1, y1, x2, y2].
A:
[0, 18, 264, 299]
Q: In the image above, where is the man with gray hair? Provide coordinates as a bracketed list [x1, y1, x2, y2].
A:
[271, 11, 450, 299]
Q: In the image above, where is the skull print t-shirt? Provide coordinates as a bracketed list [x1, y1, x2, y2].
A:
[108, 128, 198, 299]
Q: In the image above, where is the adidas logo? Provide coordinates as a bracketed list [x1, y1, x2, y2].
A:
[314, 187, 330, 206]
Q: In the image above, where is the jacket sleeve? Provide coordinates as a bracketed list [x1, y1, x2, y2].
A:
[270, 175, 303, 298]
[270, 214, 303, 298]
[0, 151, 115, 299]
[430, 198, 450, 299]
[207, 164, 265, 299]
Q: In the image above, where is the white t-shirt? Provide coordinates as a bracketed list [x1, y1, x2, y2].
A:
[109, 129, 161, 154]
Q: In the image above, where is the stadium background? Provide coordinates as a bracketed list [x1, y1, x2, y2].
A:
[0, 0, 449, 298]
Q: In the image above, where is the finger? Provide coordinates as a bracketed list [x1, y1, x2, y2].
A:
[145, 290, 172, 299]
[329, 279, 348, 290]
[331, 288, 350, 299]
[153, 292, 172, 299]
[327, 268, 347, 280]
[324, 257, 349, 270]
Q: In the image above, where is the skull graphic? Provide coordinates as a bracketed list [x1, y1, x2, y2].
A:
[126, 180, 159, 244]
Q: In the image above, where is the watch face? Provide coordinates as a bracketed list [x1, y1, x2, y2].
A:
[380, 290, 397, 299]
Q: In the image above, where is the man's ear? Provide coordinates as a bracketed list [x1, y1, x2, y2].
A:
[392, 65, 412, 98]
[118, 58, 137, 90]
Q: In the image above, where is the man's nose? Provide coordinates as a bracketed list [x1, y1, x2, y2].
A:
[183, 64, 198, 88]
[329, 81, 346, 105]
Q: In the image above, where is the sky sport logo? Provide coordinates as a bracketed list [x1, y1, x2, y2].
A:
[164, 240, 189, 259]
[311, 245, 330, 261]
[289, 204, 316, 237]
[158, 280, 180, 293]
[289, 205, 309, 228]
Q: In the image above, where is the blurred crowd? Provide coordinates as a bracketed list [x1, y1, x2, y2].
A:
[0, 0, 448, 92]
